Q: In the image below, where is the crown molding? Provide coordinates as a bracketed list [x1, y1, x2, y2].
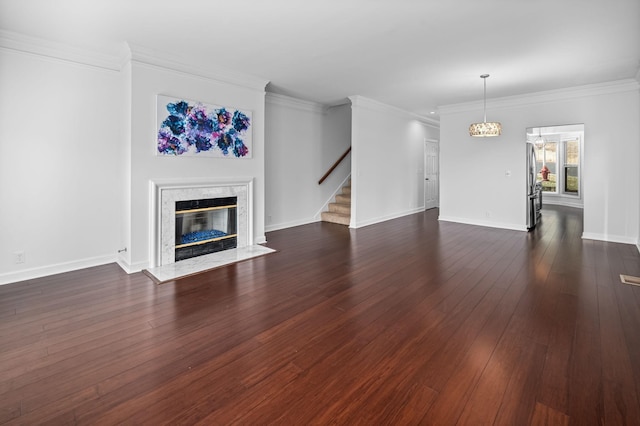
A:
[439, 79, 640, 115]
[325, 98, 352, 109]
[265, 92, 326, 114]
[0, 29, 122, 71]
[125, 42, 269, 92]
[414, 114, 440, 127]
[348, 95, 439, 128]
[0, 30, 269, 93]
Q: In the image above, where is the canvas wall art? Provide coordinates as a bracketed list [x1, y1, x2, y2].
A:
[156, 95, 252, 158]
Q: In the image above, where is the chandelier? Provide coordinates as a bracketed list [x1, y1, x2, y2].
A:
[469, 74, 502, 137]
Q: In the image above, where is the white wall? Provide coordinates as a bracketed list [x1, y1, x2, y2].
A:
[439, 112, 528, 231]
[0, 47, 122, 284]
[0, 40, 270, 282]
[120, 60, 132, 271]
[439, 80, 640, 244]
[119, 48, 268, 272]
[265, 94, 351, 231]
[350, 96, 439, 228]
[637, 72, 640, 252]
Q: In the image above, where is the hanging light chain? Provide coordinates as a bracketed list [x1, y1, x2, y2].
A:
[481, 74, 489, 123]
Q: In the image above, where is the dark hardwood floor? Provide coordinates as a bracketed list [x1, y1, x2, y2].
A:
[2, 206, 640, 425]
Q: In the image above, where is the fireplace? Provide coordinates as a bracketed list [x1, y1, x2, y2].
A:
[174, 197, 238, 261]
[149, 178, 253, 268]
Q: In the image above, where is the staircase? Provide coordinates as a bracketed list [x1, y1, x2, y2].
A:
[321, 181, 351, 225]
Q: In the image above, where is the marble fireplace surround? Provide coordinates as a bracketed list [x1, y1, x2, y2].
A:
[146, 176, 275, 283]
[149, 177, 254, 269]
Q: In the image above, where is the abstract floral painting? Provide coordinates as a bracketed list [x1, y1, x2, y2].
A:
[156, 95, 252, 158]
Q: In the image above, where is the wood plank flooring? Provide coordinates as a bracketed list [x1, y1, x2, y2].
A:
[1, 206, 640, 425]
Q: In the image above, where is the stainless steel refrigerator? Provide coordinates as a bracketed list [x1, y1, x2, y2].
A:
[526, 142, 542, 230]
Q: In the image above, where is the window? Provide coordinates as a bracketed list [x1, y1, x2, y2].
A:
[535, 141, 557, 192]
[535, 134, 581, 197]
[564, 138, 579, 193]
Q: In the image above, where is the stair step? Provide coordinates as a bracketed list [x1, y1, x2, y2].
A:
[329, 202, 351, 214]
[321, 179, 352, 226]
[321, 211, 350, 226]
[336, 193, 351, 204]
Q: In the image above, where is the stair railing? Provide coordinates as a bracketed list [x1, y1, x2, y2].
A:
[318, 146, 351, 185]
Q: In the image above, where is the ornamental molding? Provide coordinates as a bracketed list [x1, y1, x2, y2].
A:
[0, 29, 121, 71]
[125, 42, 269, 92]
[348, 95, 439, 128]
[0, 30, 270, 92]
[265, 92, 326, 114]
[438, 79, 640, 115]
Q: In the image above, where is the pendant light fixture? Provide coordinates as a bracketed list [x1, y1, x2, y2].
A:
[469, 74, 502, 137]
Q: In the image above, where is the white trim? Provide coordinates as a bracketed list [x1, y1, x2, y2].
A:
[0, 29, 122, 71]
[541, 197, 584, 209]
[439, 79, 640, 115]
[0, 254, 117, 286]
[349, 95, 440, 128]
[326, 98, 352, 108]
[126, 42, 268, 91]
[266, 217, 320, 233]
[116, 258, 148, 274]
[0, 31, 272, 94]
[438, 216, 527, 232]
[582, 232, 638, 245]
[265, 92, 326, 114]
[351, 207, 425, 229]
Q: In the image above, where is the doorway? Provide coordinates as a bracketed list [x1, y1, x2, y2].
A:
[526, 124, 584, 208]
[525, 124, 584, 230]
[424, 139, 439, 210]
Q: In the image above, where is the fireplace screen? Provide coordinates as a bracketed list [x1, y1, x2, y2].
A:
[175, 196, 238, 261]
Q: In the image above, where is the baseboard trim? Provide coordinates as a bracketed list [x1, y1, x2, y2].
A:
[438, 215, 527, 232]
[541, 198, 584, 209]
[582, 232, 637, 245]
[116, 258, 148, 274]
[266, 217, 319, 233]
[351, 207, 424, 229]
[0, 254, 117, 286]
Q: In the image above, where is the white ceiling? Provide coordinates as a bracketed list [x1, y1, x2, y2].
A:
[1, 0, 639, 117]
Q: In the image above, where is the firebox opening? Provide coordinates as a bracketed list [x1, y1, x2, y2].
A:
[174, 196, 238, 262]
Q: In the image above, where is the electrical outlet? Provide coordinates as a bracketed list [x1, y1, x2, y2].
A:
[485, 211, 492, 218]
[13, 251, 25, 264]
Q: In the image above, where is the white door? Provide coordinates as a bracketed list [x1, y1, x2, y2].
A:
[424, 140, 439, 210]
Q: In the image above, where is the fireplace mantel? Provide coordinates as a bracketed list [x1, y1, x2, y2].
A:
[149, 177, 254, 268]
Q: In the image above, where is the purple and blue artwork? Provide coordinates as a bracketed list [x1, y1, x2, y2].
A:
[156, 95, 252, 158]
